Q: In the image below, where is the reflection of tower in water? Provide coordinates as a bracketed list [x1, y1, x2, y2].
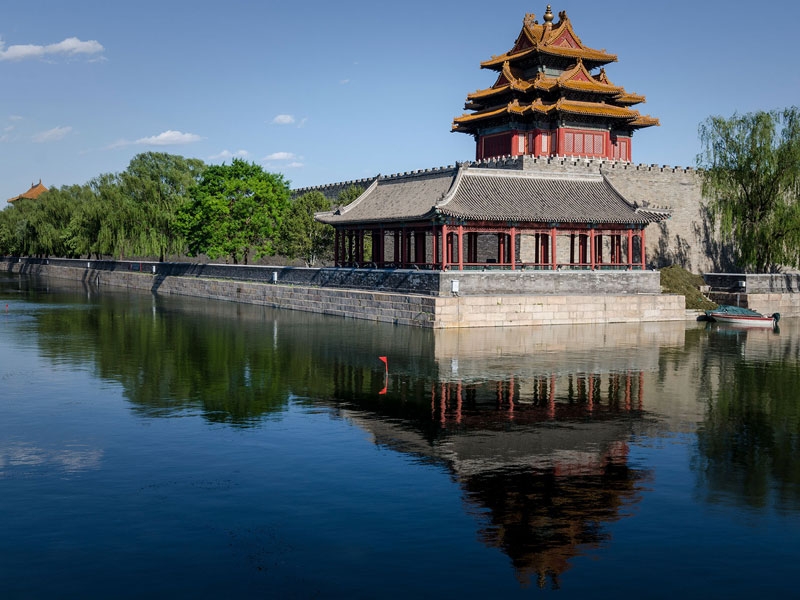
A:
[432, 371, 645, 429]
[330, 359, 652, 589]
[432, 371, 649, 588]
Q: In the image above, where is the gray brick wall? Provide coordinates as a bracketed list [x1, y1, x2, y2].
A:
[472, 156, 730, 274]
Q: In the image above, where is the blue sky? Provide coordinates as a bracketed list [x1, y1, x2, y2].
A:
[3, 0, 800, 202]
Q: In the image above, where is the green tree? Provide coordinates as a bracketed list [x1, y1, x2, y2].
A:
[337, 184, 364, 206]
[277, 191, 333, 267]
[120, 152, 205, 261]
[68, 174, 131, 259]
[28, 186, 85, 257]
[0, 199, 34, 255]
[697, 107, 800, 272]
[179, 159, 290, 264]
[0, 208, 12, 254]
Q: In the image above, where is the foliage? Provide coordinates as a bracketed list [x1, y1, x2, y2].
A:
[0, 153, 205, 260]
[179, 159, 290, 264]
[68, 175, 123, 259]
[120, 152, 205, 261]
[277, 191, 333, 267]
[337, 185, 364, 206]
[697, 107, 800, 272]
[659, 264, 716, 310]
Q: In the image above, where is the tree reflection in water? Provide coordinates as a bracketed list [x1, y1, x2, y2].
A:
[25, 275, 800, 587]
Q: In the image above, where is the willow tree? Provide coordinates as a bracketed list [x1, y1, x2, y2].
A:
[120, 152, 205, 261]
[179, 159, 290, 264]
[66, 174, 132, 259]
[697, 107, 800, 272]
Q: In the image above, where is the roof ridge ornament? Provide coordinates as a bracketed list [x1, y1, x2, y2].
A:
[543, 5, 554, 25]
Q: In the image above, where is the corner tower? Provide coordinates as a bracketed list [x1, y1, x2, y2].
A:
[452, 6, 658, 162]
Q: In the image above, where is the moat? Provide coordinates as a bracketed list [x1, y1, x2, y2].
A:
[2, 272, 800, 597]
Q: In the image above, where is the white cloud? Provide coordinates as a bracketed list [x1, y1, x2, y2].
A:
[0, 36, 104, 61]
[264, 151, 297, 161]
[209, 149, 249, 161]
[285, 162, 305, 168]
[271, 114, 295, 125]
[339, 79, 350, 85]
[9, 115, 23, 121]
[135, 130, 203, 145]
[32, 126, 72, 143]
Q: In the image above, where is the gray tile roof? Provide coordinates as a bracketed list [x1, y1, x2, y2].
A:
[439, 168, 668, 224]
[316, 168, 458, 225]
[316, 165, 669, 226]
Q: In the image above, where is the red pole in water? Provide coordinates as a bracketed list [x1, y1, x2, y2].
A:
[378, 356, 388, 395]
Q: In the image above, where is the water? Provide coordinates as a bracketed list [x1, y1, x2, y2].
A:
[2, 273, 800, 598]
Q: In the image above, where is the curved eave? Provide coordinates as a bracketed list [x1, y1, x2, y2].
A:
[557, 80, 623, 94]
[615, 92, 646, 105]
[481, 46, 616, 70]
[452, 99, 649, 132]
[316, 211, 439, 226]
[546, 100, 644, 120]
[436, 209, 665, 225]
[630, 115, 660, 128]
[467, 84, 512, 101]
[481, 48, 537, 70]
[315, 168, 460, 226]
[537, 46, 617, 64]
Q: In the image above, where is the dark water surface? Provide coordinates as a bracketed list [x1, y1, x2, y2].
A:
[2, 273, 800, 598]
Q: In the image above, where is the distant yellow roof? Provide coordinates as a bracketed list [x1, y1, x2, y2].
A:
[7, 180, 48, 203]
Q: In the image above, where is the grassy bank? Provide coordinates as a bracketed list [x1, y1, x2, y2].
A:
[660, 265, 717, 310]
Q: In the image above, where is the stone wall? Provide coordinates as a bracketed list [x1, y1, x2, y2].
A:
[703, 273, 800, 294]
[12, 258, 662, 296]
[1, 259, 686, 329]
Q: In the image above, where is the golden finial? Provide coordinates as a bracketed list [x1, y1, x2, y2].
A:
[543, 5, 554, 24]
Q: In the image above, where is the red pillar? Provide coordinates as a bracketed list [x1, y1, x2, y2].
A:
[590, 229, 596, 270]
[595, 233, 603, 266]
[640, 228, 646, 269]
[431, 226, 438, 270]
[550, 227, 557, 270]
[497, 233, 505, 266]
[510, 227, 517, 270]
[441, 224, 449, 270]
[457, 225, 464, 271]
[627, 229, 633, 270]
[373, 229, 384, 266]
[415, 230, 426, 266]
[569, 233, 575, 266]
